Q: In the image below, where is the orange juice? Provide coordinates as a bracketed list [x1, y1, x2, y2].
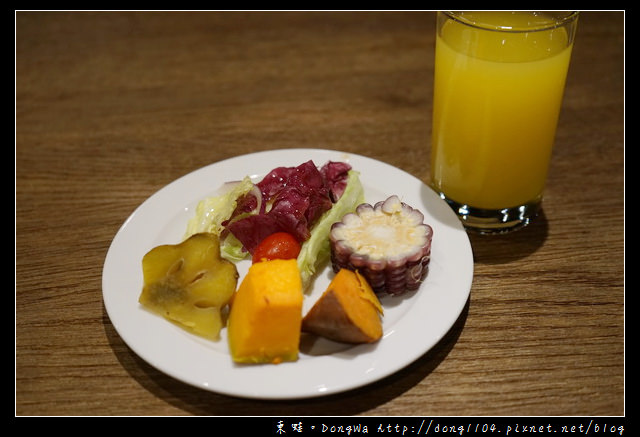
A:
[431, 11, 577, 211]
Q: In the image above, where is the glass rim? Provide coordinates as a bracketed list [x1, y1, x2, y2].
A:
[441, 11, 579, 33]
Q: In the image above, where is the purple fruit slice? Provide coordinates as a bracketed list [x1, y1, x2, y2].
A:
[329, 195, 433, 296]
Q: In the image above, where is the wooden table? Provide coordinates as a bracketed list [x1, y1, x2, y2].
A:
[16, 11, 624, 417]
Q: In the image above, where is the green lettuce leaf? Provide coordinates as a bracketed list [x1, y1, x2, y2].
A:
[297, 170, 365, 290]
[184, 176, 254, 241]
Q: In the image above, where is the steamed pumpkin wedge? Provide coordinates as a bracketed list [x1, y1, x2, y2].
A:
[302, 269, 383, 344]
[227, 259, 303, 364]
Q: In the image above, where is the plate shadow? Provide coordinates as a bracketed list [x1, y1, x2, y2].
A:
[103, 296, 470, 416]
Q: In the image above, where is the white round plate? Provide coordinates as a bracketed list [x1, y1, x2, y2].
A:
[102, 148, 473, 399]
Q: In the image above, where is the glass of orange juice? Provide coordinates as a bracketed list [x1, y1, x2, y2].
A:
[430, 11, 579, 233]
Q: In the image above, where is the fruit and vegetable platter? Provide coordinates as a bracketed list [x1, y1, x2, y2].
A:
[102, 149, 473, 398]
[139, 157, 434, 364]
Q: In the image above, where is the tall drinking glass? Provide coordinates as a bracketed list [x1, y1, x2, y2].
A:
[430, 11, 579, 233]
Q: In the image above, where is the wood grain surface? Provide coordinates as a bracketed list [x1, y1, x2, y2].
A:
[16, 11, 624, 417]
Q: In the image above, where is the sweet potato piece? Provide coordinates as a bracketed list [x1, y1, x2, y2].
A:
[302, 269, 383, 344]
[227, 259, 303, 364]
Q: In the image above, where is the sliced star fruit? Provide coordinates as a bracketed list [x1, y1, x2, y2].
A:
[139, 232, 239, 340]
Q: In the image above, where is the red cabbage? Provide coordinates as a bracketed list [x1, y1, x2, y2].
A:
[224, 160, 351, 255]
[320, 161, 352, 202]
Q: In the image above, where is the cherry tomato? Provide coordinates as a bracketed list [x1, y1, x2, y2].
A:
[252, 232, 301, 263]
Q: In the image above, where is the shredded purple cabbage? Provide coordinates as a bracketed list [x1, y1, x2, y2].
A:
[223, 160, 351, 255]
